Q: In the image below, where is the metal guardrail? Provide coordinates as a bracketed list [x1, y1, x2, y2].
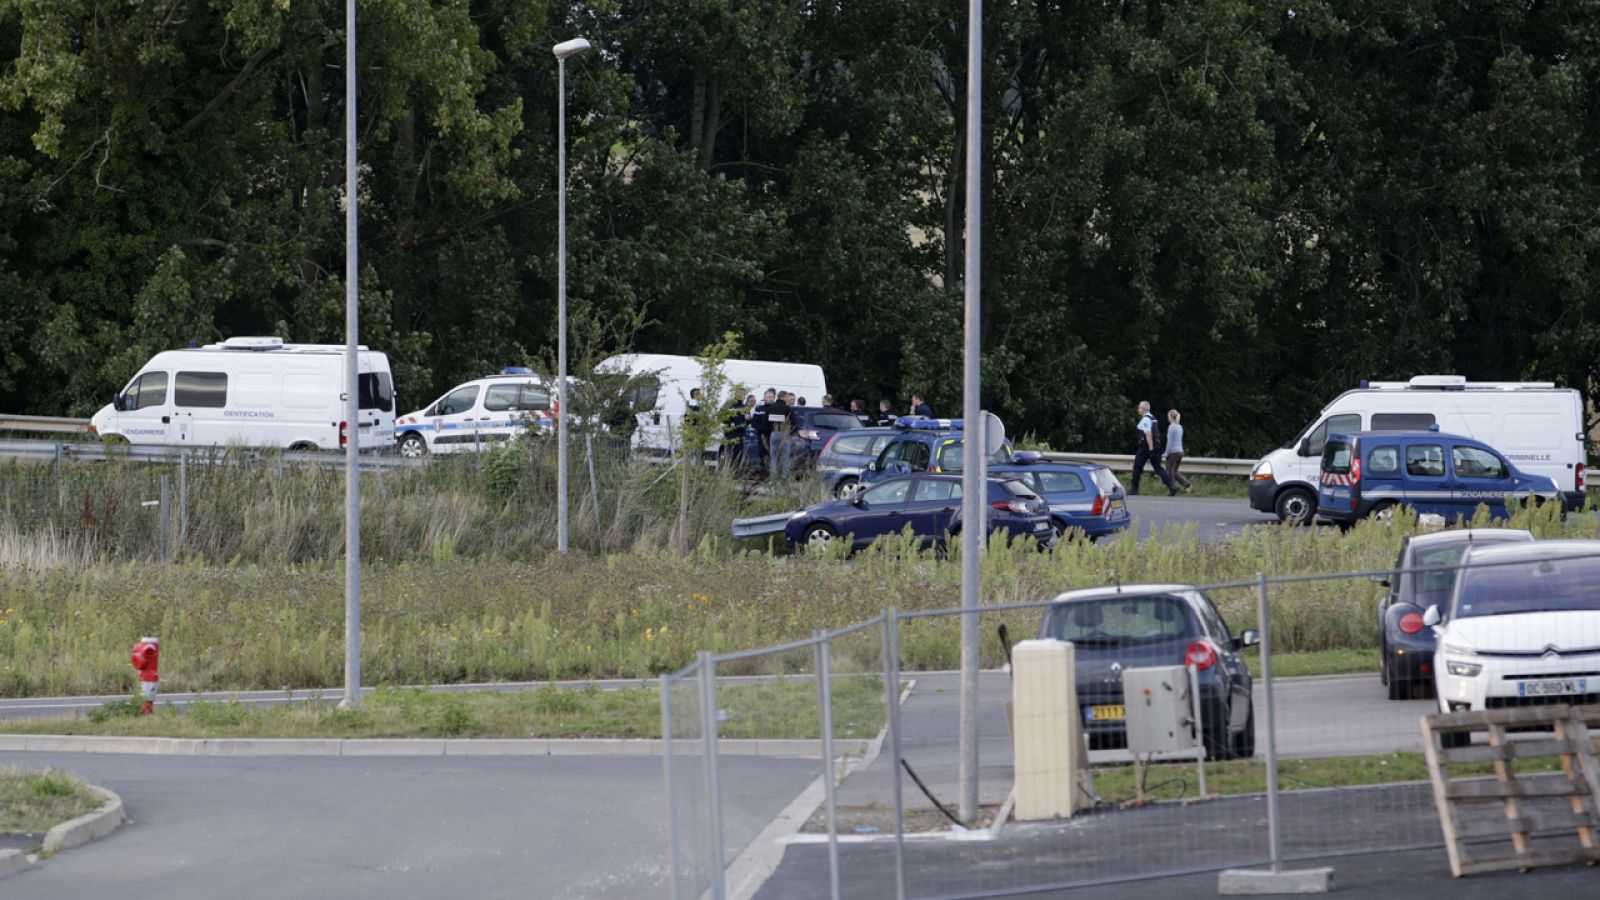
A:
[0, 438, 418, 471]
[730, 512, 793, 540]
[0, 414, 93, 435]
[1039, 451, 1255, 477]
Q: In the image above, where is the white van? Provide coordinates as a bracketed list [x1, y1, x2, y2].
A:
[596, 353, 827, 455]
[1249, 376, 1587, 523]
[90, 337, 396, 452]
[394, 368, 552, 457]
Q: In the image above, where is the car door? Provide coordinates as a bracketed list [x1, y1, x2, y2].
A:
[429, 384, 482, 452]
[116, 370, 176, 443]
[1450, 443, 1514, 519]
[846, 478, 916, 548]
[1402, 442, 1452, 517]
[1196, 595, 1252, 729]
[905, 479, 963, 540]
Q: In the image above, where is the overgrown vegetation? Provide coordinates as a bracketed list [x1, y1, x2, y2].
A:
[0, 494, 1589, 698]
[0, 679, 888, 742]
[0, 768, 101, 834]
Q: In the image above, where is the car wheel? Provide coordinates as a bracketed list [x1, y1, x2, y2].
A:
[804, 523, 838, 550]
[834, 477, 860, 498]
[1232, 704, 1256, 759]
[399, 433, 428, 459]
[1386, 667, 1414, 702]
[1274, 488, 1316, 525]
[288, 441, 318, 453]
[1049, 519, 1067, 544]
[1379, 642, 1390, 686]
[1369, 501, 1397, 526]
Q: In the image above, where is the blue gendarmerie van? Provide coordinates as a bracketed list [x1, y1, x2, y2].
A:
[1316, 430, 1561, 527]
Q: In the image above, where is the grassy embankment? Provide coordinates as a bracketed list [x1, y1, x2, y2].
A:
[0, 768, 102, 835]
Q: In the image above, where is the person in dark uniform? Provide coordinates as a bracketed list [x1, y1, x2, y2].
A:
[1131, 400, 1176, 495]
[877, 398, 896, 426]
[850, 399, 873, 426]
[722, 396, 748, 469]
[911, 393, 933, 418]
[752, 388, 776, 470]
[766, 391, 794, 478]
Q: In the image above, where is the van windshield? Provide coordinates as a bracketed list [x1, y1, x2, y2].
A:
[358, 372, 394, 412]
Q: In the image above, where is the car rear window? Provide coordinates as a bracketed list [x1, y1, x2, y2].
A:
[1000, 479, 1038, 498]
[1042, 595, 1197, 647]
[1453, 555, 1600, 618]
[1090, 468, 1120, 494]
[832, 435, 872, 455]
[1408, 545, 1468, 601]
[1037, 471, 1085, 493]
[1322, 439, 1352, 474]
[811, 413, 861, 431]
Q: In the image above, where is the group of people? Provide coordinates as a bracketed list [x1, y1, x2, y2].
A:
[718, 390, 937, 478]
[1131, 400, 1194, 496]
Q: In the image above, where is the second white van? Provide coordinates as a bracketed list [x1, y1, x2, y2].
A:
[1249, 375, 1586, 523]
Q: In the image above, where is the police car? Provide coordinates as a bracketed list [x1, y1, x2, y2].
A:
[859, 418, 1015, 486]
[395, 368, 553, 457]
[990, 452, 1132, 542]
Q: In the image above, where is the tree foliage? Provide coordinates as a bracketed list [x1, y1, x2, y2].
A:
[0, 0, 1594, 454]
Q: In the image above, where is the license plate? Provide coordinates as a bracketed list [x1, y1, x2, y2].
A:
[1518, 678, 1586, 697]
[1086, 704, 1125, 722]
[1109, 500, 1125, 512]
[1034, 521, 1050, 530]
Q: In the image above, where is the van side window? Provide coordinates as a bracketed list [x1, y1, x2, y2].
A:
[1303, 413, 1360, 457]
[1405, 444, 1446, 478]
[128, 372, 169, 410]
[1371, 413, 1435, 431]
[358, 372, 394, 412]
[175, 372, 227, 408]
[483, 384, 520, 412]
[1367, 446, 1400, 475]
[1451, 445, 1506, 479]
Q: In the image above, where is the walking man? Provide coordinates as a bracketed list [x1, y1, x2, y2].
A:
[1132, 400, 1176, 496]
[1165, 409, 1193, 493]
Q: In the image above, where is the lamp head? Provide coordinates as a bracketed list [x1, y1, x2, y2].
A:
[553, 38, 591, 60]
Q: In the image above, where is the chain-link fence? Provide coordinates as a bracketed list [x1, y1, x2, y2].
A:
[663, 543, 1600, 897]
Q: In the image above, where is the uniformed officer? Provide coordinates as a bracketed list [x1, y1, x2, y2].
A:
[752, 388, 776, 470]
[1132, 400, 1176, 495]
[877, 399, 897, 426]
[767, 391, 794, 478]
[911, 393, 934, 418]
[850, 399, 873, 426]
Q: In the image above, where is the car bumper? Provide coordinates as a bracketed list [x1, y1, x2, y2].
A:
[1562, 490, 1587, 512]
[1248, 477, 1277, 513]
[1386, 631, 1435, 683]
[1435, 654, 1600, 712]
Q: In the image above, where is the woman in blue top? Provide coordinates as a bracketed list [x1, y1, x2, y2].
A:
[1165, 410, 1193, 493]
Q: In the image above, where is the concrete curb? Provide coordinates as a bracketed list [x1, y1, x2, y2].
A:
[42, 784, 125, 855]
[1218, 867, 1333, 894]
[0, 848, 30, 878]
[0, 734, 870, 760]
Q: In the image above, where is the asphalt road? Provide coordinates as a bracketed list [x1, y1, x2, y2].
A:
[1119, 493, 1282, 543]
[0, 751, 817, 900]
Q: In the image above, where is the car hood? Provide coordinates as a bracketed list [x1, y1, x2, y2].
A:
[1442, 612, 1600, 654]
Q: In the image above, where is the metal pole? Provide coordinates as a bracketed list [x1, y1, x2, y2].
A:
[177, 453, 187, 552]
[815, 632, 842, 900]
[1188, 661, 1206, 798]
[1258, 571, 1281, 872]
[698, 651, 726, 900]
[586, 433, 603, 550]
[340, 0, 362, 710]
[661, 673, 683, 900]
[883, 610, 907, 900]
[158, 474, 170, 565]
[957, 0, 985, 825]
[556, 55, 570, 555]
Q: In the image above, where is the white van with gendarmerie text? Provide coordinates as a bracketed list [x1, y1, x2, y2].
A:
[90, 337, 396, 452]
[1249, 376, 1587, 523]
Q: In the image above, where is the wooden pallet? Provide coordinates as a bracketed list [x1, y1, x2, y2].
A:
[1422, 704, 1600, 877]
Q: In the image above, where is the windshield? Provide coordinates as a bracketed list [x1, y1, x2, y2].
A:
[1042, 595, 1197, 649]
[1452, 555, 1600, 618]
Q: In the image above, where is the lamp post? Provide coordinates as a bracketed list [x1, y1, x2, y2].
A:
[958, 0, 984, 824]
[553, 37, 591, 556]
[340, 0, 362, 710]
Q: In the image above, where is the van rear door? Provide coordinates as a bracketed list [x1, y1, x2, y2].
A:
[1318, 437, 1357, 516]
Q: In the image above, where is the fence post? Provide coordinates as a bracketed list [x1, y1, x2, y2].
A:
[158, 474, 170, 565]
[661, 672, 683, 900]
[697, 651, 727, 900]
[177, 453, 188, 553]
[1188, 661, 1206, 798]
[882, 610, 907, 900]
[1257, 571, 1281, 872]
[814, 631, 841, 900]
[586, 433, 603, 550]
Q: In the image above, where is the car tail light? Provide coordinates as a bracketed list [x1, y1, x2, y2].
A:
[1089, 493, 1106, 516]
[820, 434, 839, 456]
[1185, 639, 1218, 670]
[1398, 613, 1425, 635]
[1350, 458, 1361, 483]
[1578, 463, 1586, 491]
[992, 499, 1031, 514]
[798, 427, 820, 441]
[339, 421, 348, 448]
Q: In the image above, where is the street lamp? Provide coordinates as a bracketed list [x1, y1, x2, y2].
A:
[553, 36, 591, 556]
[340, 0, 362, 710]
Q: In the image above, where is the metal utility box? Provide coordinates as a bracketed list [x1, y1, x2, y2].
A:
[1011, 639, 1088, 820]
[1122, 665, 1197, 755]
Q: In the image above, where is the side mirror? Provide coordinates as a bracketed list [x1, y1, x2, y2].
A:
[866, 462, 879, 472]
[1422, 605, 1441, 628]
[850, 496, 865, 507]
[1299, 438, 1313, 457]
[1370, 573, 1390, 586]
[114, 394, 129, 411]
[1237, 629, 1261, 649]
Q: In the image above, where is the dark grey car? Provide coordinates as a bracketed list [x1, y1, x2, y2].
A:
[1034, 584, 1260, 759]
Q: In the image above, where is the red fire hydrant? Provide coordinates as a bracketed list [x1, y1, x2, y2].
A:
[130, 637, 160, 714]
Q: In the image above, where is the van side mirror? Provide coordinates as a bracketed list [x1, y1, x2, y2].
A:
[1299, 438, 1313, 457]
[114, 394, 129, 412]
[1422, 605, 1441, 628]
